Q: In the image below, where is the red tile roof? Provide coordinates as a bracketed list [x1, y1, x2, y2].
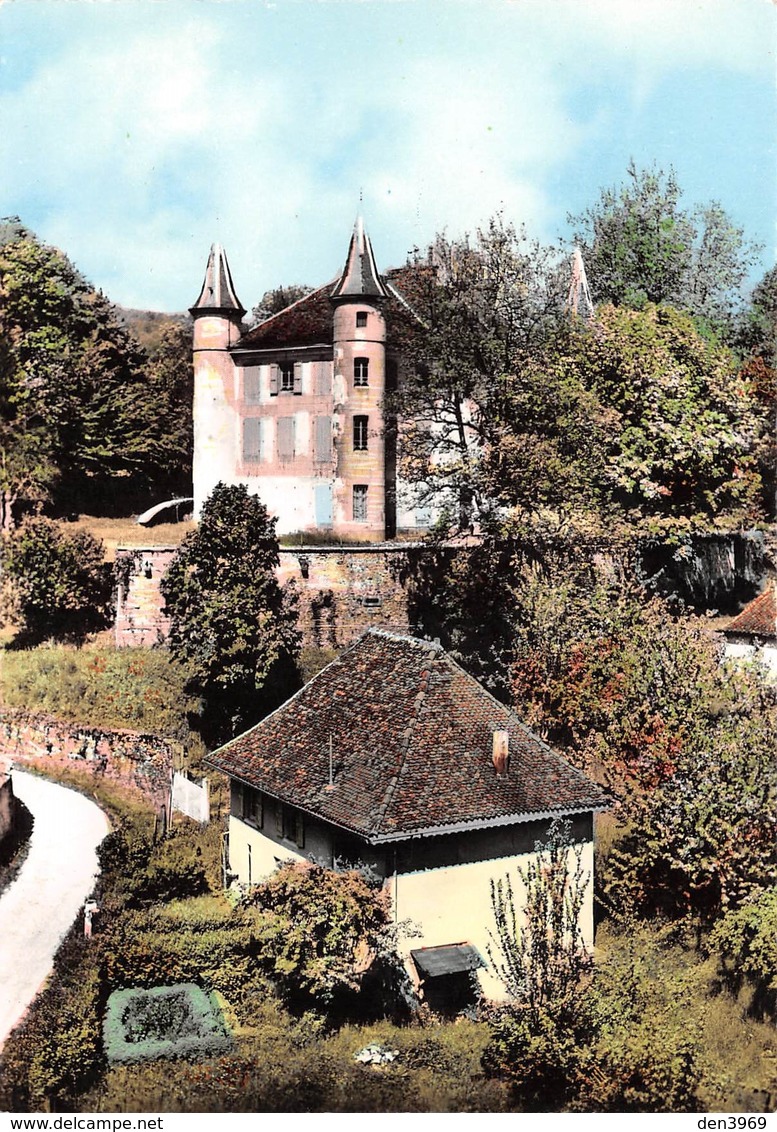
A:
[206, 630, 609, 842]
[724, 587, 777, 639]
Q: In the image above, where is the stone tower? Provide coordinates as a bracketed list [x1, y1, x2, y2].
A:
[330, 217, 392, 539]
[190, 244, 245, 517]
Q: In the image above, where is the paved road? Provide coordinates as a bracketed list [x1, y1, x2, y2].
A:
[0, 768, 110, 1049]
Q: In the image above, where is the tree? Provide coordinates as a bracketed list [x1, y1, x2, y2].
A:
[1, 517, 111, 644]
[488, 817, 592, 1018]
[0, 221, 192, 519]
[389, 216, 567, 529]
[570, 162, 760, 332]
[160, 482, 300, 745]
[248, 284, 314, 328]
[558, 303, 767, 528]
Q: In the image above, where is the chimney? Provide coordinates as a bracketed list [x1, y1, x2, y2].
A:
[492, 730, 509, 776]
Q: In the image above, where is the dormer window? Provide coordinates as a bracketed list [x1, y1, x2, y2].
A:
[354, 357, 369, 387]
[356, 312, 368, 328]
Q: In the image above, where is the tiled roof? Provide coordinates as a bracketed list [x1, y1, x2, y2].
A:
[237, 284, 335, 350]
[724, 587, 777, 639]
[236, 271, 424, 353]
[206, 629, 609, 842]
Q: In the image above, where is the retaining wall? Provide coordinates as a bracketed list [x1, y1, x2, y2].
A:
[0, 712, 176, 810]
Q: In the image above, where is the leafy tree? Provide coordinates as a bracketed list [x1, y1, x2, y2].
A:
[241, 860, 406, 1020]
[488, 817, 592, 1020]
[558, 303, 767, 528]
[249, 284, 314, 328]
[160, 482, 300, 745]
[389, 216, 567, 528]
[1, 517, 111, 644]
[570, 162, 760, 331]
[0, 221, 193, 519]
[507, 569, 777, 923]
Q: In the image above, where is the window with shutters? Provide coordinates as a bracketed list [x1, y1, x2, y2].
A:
[243, 417, 262, 462]
[280, 361, 295, 392]
[353, 415, 368, 451]
[277, 416, 295, 462]
[354, 357, 369, 386]
[243, 369, 261, 403]
[356, 312, 368, 328]
[242, 786, 263, 828]
[353, 484, 368, 522]
[315, 415, 332, 462]
[277, 802, 305, 847]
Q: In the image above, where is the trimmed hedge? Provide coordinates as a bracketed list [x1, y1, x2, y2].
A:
[104, 984, 231, 1065]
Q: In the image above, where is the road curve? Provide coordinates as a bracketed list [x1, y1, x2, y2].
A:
[0, 768, 110, 1049]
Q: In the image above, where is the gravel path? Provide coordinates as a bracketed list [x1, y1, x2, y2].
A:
[0, 768, 110, 1049]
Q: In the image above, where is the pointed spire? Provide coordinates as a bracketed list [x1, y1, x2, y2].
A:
[190, 244, 245, 316]
[567, 246, 594, 320]
[331, 216, 389, 301]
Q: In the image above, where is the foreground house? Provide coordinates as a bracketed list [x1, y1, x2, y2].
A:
[206, 629, 609, 1003]
[723, 584, 777, 680]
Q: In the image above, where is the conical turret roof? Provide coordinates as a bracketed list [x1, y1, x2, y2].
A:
[330, 216, 389, 301]
[190, 243, 245, 315]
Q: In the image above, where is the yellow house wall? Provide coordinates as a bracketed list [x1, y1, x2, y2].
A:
[391, 839, 595, 1003]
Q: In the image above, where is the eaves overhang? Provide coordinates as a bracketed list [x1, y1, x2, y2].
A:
[206, 762, 609, 845]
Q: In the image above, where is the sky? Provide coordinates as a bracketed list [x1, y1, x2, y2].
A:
[0, 0, 774, 313]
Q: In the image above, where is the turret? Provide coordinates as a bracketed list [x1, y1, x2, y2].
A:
[330, 217, 390, 540]
[190, 245, 246, 516]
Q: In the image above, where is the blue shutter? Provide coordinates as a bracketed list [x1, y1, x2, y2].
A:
[314, 483, 333, 526]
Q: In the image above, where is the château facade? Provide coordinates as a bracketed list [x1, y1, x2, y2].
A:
[191, 218, 427, 540]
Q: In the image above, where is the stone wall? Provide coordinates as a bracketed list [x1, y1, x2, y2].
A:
[0, 771, 14, 843]
[277, 544, 412, 648]
[114, 546, 177, 647]
[0, 712, 176, 810]
[114, 542, 415, 651]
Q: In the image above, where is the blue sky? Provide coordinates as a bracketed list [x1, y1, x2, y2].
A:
[0, 0, 773, 312]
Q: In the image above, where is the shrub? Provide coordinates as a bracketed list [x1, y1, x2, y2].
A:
[2, 517, 112, 644]
[242, 861, 408, 1020]
[482, 1005, 584, 1109]
[103, 984, 231, 1065]
[709, 889, 777, 1018]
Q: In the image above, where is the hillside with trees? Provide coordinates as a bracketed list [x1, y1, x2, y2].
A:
[0, 218, 193, 528]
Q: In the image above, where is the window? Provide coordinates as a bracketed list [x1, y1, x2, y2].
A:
[315, 415, 332, 462]
[276, 802, 305, 847]
[353, 484, 368, 522]
[356, 312, 368, 328]
[353, 415, 368, 451]
[280, 361, 295, 392]
[242, 786, 263, 828]
[354, 357, 369, 386]
[277, 416, 295, 462]
[243, 417, 261, 462]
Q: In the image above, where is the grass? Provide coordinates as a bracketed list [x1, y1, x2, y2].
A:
[0, 644, 196, 736]
[64, 515, 194, 562]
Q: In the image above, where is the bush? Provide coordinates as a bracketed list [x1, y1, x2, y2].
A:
[242, 861, 408, 1021]
[482, 1005, 583, 1109]
[103, 984, 231, 1065]
[709, 889, 777, 1018]
[2, 517, 112, 644]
